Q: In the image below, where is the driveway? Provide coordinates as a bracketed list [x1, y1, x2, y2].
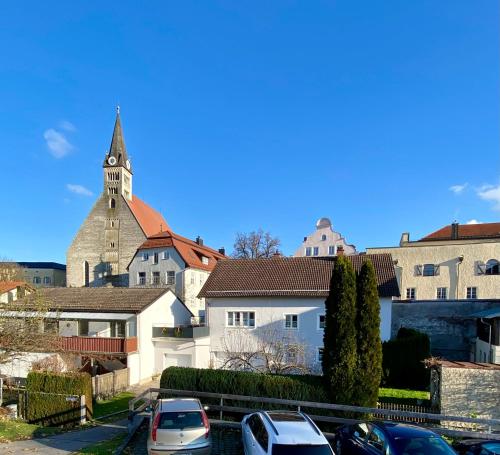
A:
[0, 419, 128, 454]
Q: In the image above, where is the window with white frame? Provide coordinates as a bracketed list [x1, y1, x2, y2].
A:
[328, 245, 335, 255]
[153, 252, 159, 264]
[201, 256, 209, 265]
[152, 271, 160, 285]
[466, 287, 477, 299]
[317, 314, 325, 329]
[436, 287, 447, 300]
[33, 276, 41, 284]
[43, 276, 51, 285]
[162, 251, 169, 260]
[166, 271, 175, 285]
[313, 247, 319, 256]
[406, 288, 416, 300]
[143, 252, 149, 261]
[317, 347, 324, 363]
[227, 311, 255, 328]
[305, 247, 312, 256]
[284, 314, 298, 329]
[138, 272, 146, 285]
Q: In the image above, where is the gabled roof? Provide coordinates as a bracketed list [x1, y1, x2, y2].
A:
[0, 281, 30, 294]
[199, 254, 399, 298]
[11, 287, 169, 313]
[135, 231, 225, 272]
[421, 222, 500, 241]
[125, 195, 170, 237]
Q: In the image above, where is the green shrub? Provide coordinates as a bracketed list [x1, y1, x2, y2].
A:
[382, 328, 430, 390]
[25, 371, 93, 426]
[160, 367, 328, 407]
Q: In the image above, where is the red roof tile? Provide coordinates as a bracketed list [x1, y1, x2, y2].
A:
[136, 231, 225, 272]
[125, 195, 169, 237]
[199, 254, 399, 298]
[421, 222, 500, 241]
[0, 281, 30, 293]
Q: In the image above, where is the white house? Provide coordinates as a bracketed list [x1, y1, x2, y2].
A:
[0, 287, 210, 384]
[199, 254, 399, 372]
[128, 231, 225, 320]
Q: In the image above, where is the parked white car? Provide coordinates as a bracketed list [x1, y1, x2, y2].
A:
[147, 398, 211, 455]
[241, 410, 334, 455]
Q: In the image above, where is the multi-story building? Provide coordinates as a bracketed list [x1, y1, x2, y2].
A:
[17, 262, 66, 287]
[128, 232, 225, 319]
[67, 110, 168, 287]
[294, 217, 356, 257]
[367, 222, 500, 301]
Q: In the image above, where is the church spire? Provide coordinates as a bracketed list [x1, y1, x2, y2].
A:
[103, 107, 132, 173]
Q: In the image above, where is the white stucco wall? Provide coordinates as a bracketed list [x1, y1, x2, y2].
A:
[208, 296, 391, 372]
[368, 241, 500, 300]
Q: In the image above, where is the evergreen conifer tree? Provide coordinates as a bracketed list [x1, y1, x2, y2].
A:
[322, 256, 357, 404]
[354, 260, 382, 407]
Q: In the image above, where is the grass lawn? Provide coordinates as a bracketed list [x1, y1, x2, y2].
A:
[74, 432, 127, 454]
[379, 388, 430, 401]
[0, 419, 62, 442]
[92, 392, 135, 419]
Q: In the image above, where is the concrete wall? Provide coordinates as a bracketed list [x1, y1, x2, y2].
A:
[392, 300, 500, 360]
[368, 241, 500, 300]
[436, 365, 500, 422]
[23, 268, 66, 287]
[67, 194, 146, 287]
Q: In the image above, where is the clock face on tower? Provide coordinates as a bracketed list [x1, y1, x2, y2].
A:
[108, 156, 117, 166]
[126, 160, 131, 170]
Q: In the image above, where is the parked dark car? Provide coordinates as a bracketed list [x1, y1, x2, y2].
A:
[333, 421, 457, 455]
[453, 439, 500, 455]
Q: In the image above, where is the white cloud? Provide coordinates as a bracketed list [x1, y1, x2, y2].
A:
[59, 120, 76, 132]
[449, 183, 468, 195]
[466, 219, 481, 224]
[44, 128, 74, 158]
[66, 184, 93, 197]
[477, 184, 500, 211]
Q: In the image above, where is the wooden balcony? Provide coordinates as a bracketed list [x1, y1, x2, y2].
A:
[59, 336, 138, 354]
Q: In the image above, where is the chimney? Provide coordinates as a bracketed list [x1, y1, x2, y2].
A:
[451, 222, 459, 240]
[273, 251, 282, 257]
[400, 232, 410, 246]
[195, 236, 203, 246]
[218, 247, 226, 255]
[336, 245, 344, 256]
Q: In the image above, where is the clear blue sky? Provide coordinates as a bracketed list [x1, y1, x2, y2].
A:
[0, 1, 498, 263]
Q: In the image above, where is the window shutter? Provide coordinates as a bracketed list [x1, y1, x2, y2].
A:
[415, 265, 423, 276]
[434, 265, 440, 276]
[476, 261, 486, 275]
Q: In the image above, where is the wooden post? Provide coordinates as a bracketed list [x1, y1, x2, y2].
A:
[80, 395, 86, 425]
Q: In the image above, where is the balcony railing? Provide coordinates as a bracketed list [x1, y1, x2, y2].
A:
[59, 336, 138, 354]
[152, 325, 209, 339]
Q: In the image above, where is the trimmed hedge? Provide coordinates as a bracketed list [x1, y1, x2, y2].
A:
[160, 367, 328, 406]
[25, 371, 93, 426]
[382, 328, 430, 391]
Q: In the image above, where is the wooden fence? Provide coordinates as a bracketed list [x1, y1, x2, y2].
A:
[92, 368, 129, 398]
[129, 387, 500, 441]
[376, 402, 436, 423]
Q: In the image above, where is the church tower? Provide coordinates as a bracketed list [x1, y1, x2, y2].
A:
[67, 108, 168, 288]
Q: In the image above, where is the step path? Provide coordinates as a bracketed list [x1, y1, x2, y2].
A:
[0, 419, 128, 454]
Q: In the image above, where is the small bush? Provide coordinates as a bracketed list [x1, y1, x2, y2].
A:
[382, 328, 430, 390]
[25, 371, 92, 426]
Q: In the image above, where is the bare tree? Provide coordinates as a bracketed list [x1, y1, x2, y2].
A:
[232, 229, 281, 259]
[0, 260, 23, 282]
[0, 290, 62, 367]
[219, 325, 312, 374]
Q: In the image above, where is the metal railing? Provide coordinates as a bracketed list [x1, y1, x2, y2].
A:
[129, 387, 500, 440]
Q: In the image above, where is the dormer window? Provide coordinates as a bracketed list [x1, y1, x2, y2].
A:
[201, 256, 209, 265]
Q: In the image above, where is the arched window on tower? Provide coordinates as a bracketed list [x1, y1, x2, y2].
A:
[109, 198, 116, 209]
[83, 261, 89, 287]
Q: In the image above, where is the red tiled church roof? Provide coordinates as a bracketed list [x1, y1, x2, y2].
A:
[125, 195, 170, 237]
[137, 231, 225, 272]
[421, 222, 500, 241]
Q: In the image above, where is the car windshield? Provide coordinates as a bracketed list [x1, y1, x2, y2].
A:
[393, 436, 456, 454]
[272, 444, 332, 454]
[158, 411, 203, 430]
[483, 443, 500, 454]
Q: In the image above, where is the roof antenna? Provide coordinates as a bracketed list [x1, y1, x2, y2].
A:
[160, 223, 163, 232]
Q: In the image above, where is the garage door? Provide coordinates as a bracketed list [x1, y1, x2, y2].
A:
[163, 353, 192, 368]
